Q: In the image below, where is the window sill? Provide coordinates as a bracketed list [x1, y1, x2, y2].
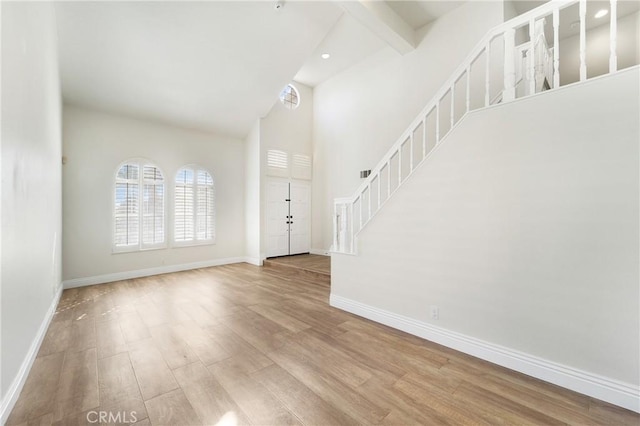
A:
[112, 245, 167, 254]
[172, 239, 216, 249]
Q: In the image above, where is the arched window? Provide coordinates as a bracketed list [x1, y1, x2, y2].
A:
[174, 166, 215, 245]
[279, 84, 300, 109]
[114, 160, 165, 251]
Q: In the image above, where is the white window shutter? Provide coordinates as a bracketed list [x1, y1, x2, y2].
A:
[114, 161, 165, 251]
[292, 154, 312, 180]
[266, 149, 289, 177]
[175, 166, 215, 244]
[142, 165, 165, 246]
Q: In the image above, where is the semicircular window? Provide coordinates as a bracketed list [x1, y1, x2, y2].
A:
[279, 84, 300, 110]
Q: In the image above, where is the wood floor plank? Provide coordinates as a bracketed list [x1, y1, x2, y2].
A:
[264, 254, 331, 274]
[127, 340, 179, 401]
[97, 352, 144, 408]
[149, 324, 199, 370]
[440, 357, 592, 411]
[134, 300, 168, 329]
[95, 319, 128, 360]
[52, 395, 147, 426]
[247, 303, 311, 333]
[265, 300, 349, 338]
[268, 345, 389, 424]
[205, 323, 273, 374]
[340, 319, 451, 364]
[171, 321, 232, 366]
[392, 375, 501, 425]
[6, 352, 65, 424]
[251, 363, 360, 426]
[8, 261, 640, 426]
[218, 309, 293, 353]
[357, 375, 468, 426]
[53, 348, 99, 421]
[144, 389, 202, 426]
[208, 359, 302, 426]
[177, 300, 221, 327]
[284, 330, 373, 388]
[66, 318, 96, 353]
[589, 398, 640, 426]
[335, 328, 447, 375]
[118, 311, 151, 344]
[50, 306, 75, 325]
[173, 361, 252, 425]
[37, 321, 71, 357]
[432, 363, 598, 424]
[452, 381, 566, 425]
[11, 413, 53, 426]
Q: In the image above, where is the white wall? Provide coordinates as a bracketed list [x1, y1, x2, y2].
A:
[261, 83, 314, 159]
[260, 82, 314, 256]
[503, 0, 520, 21]
[560, 10, 640, 85]
[332, 69, 639, 410]
[62, 106, 246, 282]
[312, 1, 505, 250]
[244, 120, 261, 263]
[1, 0, 62, 413]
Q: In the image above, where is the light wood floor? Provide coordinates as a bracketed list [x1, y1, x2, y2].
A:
[7, 263, 639, 425]
[265, 254, 330, 275]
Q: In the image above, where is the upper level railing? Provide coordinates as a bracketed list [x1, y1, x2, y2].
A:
[333, 0, 631, 254]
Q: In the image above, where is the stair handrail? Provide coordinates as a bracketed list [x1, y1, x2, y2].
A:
[344, 0, 575, 205]
[334, 0, 622, 254]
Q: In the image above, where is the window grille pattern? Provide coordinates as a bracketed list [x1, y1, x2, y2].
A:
[279, 84, 300, 109]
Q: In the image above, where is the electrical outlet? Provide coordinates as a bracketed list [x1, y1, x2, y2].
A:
[430, 305, 439, 320]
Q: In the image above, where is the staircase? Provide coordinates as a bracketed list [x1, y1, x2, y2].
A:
[332, 0, 626, 255]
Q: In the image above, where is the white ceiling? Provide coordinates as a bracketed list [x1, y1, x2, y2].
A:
[55, 1, 472, 138]
[294, 13, 388, 87]
[55, 1, 342, 138]
[294, 0, 467, 87]
[386, 0, 465, 30]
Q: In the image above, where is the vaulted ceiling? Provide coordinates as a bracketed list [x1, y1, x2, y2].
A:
[55, 1, 466, 138]
[55, 1, 343, 138]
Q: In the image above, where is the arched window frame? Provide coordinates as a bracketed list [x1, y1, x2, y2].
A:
[173, 165, 216, 247]
[112, 159, 166, 253]
[279, 83, 301, 110]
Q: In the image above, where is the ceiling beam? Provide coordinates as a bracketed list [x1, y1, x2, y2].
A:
[338, 1, 415, 55]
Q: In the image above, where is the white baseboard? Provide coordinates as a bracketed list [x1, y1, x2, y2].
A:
[310, 248, 331, 256]
[244, 257, 263, 266]
[330, 294, 640, 414]
[62, 257, 250, 289]
[0, 286, 63, 424]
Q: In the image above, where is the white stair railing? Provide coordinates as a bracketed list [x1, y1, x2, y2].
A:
[333, 0, 625, 254]
[515, 18, 554, 97]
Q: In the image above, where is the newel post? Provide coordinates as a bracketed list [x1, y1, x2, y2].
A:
[503, 28, 516, 102]
[340, 203, 348, 253]
[333, 203, 338, 252]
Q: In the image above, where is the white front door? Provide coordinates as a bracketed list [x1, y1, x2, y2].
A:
[265, 180, 311, 257]
[289, 182, 310, 255]
[266, 181, 290, 257]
